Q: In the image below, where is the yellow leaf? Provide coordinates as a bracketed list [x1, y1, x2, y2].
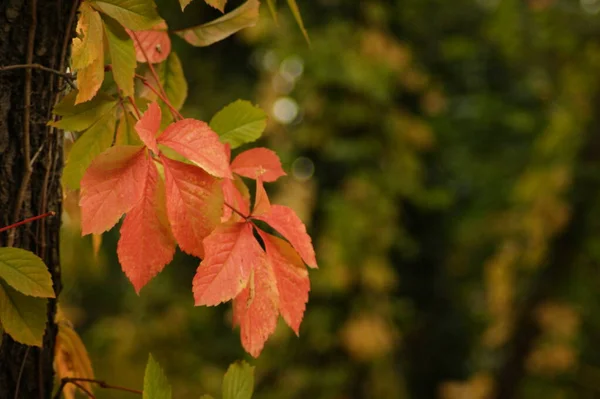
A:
[72, 3, 104, 70]
[285, 0, 310, 45]
[75, 50, 105, 104]
[54, 313, 95, 399]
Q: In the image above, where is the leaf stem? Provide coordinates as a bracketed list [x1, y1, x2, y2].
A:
[0, 212, 56, 234]
[224, 201, 249, 220]
[135, 74, 183, 120]
[127, 96, 142, 120]
[131, 32, 181, 119]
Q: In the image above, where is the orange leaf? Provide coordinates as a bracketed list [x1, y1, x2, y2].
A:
[117, 158, 176, 293]
[232, 254, 279, 357]
[158, 119, 232, 178]
[162, 155, 223, 258]
[135, 102, 161, 152]
[259, 231, 309, 334]
[75, 52, 104, 104]
[251, 178, 270, 217]
[231, 148, 286, 182]
[80, 146, 149, 235]
[254, 205, 317, 268]
[193, 222, 264, 306]
[128, 23, 171, 64]
[222, 176, 250, 222]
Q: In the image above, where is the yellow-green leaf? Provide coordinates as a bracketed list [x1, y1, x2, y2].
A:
[72, 2, 104, 70]
[143, 354, 172, 399]
[75, 49, 106, 104]
[175, 0, 259, 47]
[103, 15, 136, 97]
[286, 0, 309, 45]
[51, 91, 117, 131]
[204, 0, 227, 12]
[63, 107, 118, 189]
[222, 361, 254, 399]
[0, 281, 47, 347]
[209, 100, 267, 148]
[116, 109, 142, 145]
[0, 248, 54, 298]
[179, 0, 193, 11]
[91, 0, 163, 31]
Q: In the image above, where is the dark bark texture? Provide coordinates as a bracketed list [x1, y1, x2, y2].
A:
[0, 0, 73, 398]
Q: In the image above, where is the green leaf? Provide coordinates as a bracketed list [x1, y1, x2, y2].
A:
[91, 0, 163, 30]
[175, 0, 259, 47]
[266, 0, 278, 24]
[51, 91, 117, 131]
[103, 15, 136, 97]
[158, 53, 187, 110]
[286, 0, 310, 45]
[199, 396, 215, 399]
[0, 248, 54, 298]
[210, 100, 267, 149]
[222, 361, 254, 399]
[0, 281, 47, 347]
[116, 109, 142, 145]
[179, 0, 193, 11]
[63, 107, 118, 189]
[143, 354, 172, 399]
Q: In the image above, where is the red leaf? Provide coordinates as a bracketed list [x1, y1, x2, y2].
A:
[127, 23, 171, 64]
[221, 177, 250, 222]
[161, 155, 223, 258]
[158, 119, 232, 178]
[135, 102, 161, 152]
[254, 205, 317, 268]
[259, 231, 309, 335]
[80, 146, 149, 235]
[251, 178, 270, 217]
[117, 157, 176, 293]
[231, 148, 286, 182]
[232, 257, 279, 357]
[193, 222, 264, 306]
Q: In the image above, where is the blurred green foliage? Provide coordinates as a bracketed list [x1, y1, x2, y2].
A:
[59, 0, 600, 398]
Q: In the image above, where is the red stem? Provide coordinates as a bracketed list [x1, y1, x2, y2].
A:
[224, 201, 249, 220]
[136, 75, 183, 120]
[0, 211, 55, 234]
[130, 32, 182, 120]
[128, 96, 142, 120]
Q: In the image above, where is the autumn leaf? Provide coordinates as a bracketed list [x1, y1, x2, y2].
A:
[72, 2, 104, 70]
[117, 157, 176, 293]
[221, 176, 251, 222]
[232, 255, 279, 357]
[254, 204, 317, 268]
[175, 0, 259, 47]
[193, 222, 264, 306]
[259, 231, 309, 334]
[128, 22, 171, 64]
[135, 102, 161, 152]
[80, 146, 149, 234]
[162, 155, 223, 258]
[75, 48, 105, 104]
[251, 178, 270, 217]
[91, 0, 163, 31]
[231, 148, 286, 182]
[158, 119, 232, 178]
[205, 0, 228, 12]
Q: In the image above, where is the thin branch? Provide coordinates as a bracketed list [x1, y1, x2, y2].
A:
[69, 381, 95, 398]
[52, 377, 142, 399]
[0, 64, 75, 89]
[0, 212, 56, 234]
[13, 347, 30, 399]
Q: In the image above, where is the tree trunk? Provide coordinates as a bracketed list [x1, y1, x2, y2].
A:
[0, 0, 74, 397]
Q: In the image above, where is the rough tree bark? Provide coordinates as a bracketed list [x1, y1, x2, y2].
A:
[0, 0, 74, 398]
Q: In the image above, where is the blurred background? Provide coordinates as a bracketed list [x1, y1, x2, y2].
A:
[59, 0, 600, 398]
